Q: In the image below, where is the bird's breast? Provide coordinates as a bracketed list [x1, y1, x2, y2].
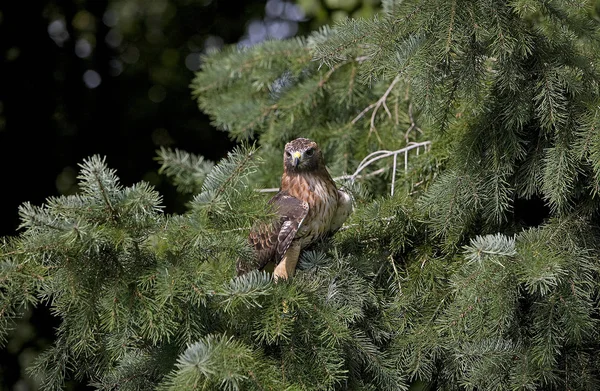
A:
[282, 173, 338, 245]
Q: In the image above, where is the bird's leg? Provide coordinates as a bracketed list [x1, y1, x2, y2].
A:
[274, 242, 301, 281]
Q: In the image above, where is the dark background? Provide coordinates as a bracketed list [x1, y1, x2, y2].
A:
[0, 0, 378, 389]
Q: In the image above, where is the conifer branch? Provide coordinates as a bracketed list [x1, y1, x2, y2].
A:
[233, 61, 349, 137]
[156, 148, 214, 194]
[77, 156, 121, 223]
[192, 43, 312, 95]
[313, 1, 424, 66]
[17, 203, 66, 232]
[318, 60, 350, 88]
[445, 0, 457, 54]
[214, 152, 254, 199]
[196, 145, 258, 212]
[97, 176, 118, 222]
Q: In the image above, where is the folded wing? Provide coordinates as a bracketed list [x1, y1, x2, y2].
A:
[237, 191, 309, 275]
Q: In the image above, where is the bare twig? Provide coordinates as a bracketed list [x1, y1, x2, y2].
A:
[256, 187, 280, 193]
[369, 75, 401, 145]
[333, 167, 387, 181]
[391, 152, 398, 196]
[351, 102, 377, 125]
[349, 141, 432, 185]
[350, 75, 402, 146]
[404, 103, 423, 141]
[389, 254, 402, 295]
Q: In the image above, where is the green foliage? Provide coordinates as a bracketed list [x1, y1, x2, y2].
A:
[160, 334, 281, 391]
[3, 1, 600, 390]
[155, 148, 215, 195]
[1, 149, 410, 390]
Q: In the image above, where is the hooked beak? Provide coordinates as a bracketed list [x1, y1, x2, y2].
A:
[292, 151, 302, 167]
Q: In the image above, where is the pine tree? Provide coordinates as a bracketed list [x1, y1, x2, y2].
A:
[2, 0, 600, 390]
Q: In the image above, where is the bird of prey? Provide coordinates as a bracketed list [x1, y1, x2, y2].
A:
[237, 138, 353, 280]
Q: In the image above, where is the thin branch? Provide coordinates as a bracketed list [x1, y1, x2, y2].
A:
[350, 75, 402, 146]
[369, 75, 401, 142]
[404, 103, 423, 141]
[351, 102, 378, 125]
[318, 60, 350, 88]
[256, 187, 281, 193]
[394, 96, 400, 125]
[317, 0, 424, 65]
[349, 141, 432, 183]
[194, 48, 312, 94]
[389, 255, 402, 295]
[391, 153, 398, 197]
[334, 167, 387, 181]
[351, 74, 401, 126]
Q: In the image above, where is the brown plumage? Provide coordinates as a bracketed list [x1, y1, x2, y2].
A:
[237, 138, 353, 279]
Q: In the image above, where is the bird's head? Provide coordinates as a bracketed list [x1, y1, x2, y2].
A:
[283, 138, 323, 173]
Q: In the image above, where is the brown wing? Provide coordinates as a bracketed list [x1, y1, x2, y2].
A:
[236, 191, 308, 276]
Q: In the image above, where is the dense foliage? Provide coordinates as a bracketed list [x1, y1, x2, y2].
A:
[2, 0, 600, 390]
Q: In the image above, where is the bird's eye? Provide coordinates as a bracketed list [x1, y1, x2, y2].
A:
[285, 151, 292, 157]
[305, 148, 314, 157]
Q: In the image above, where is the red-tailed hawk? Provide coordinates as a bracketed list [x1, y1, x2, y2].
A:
[237, 138, 353, 279]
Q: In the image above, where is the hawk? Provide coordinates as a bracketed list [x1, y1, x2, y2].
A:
[237, 138, 353, 280]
